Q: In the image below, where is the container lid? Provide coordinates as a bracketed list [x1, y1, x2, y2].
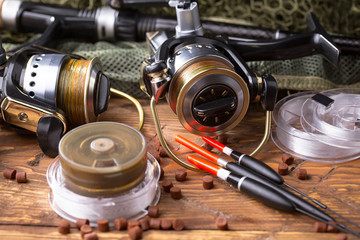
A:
[301, 88, 360, 148]
[58, 122, 147, 196]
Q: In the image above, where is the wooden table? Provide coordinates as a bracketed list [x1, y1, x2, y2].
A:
[0, 97, 359, 239]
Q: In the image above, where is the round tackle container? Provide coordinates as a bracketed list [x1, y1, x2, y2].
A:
[271, 90, 360, 163]
[47, 122, 161, 226]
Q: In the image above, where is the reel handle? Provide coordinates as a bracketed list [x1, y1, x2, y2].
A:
[36, 116, 64, 158]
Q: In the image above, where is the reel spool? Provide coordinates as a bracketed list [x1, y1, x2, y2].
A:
[167, 43, 250, 136]
[47, 122, 161, 224]
[21, 53, 109, 125]
[271, 89, 360, 163]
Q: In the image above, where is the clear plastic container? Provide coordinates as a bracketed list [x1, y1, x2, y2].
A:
[271, 91, 360, 163]
[46, 122, 161, 226]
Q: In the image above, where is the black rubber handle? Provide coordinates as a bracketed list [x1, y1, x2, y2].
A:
[227, 174, 295, 212]
[36, 116, 64, 158]
[230, 151, 283, 184]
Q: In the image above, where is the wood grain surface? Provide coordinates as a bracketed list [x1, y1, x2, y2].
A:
[0, 97, 359, 239]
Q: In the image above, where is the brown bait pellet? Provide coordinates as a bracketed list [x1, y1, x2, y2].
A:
[76, 218, 90, 230]
[139, 218, 150, 231]
[327, 221, 339, 233]
[97, 219, 109, 232]
[296, 168, 308, 180]
[128, 226, 143, 240]
[162, 180, 173, 193]
[215, 217, 228, 230]
[84, 232, 98, 240]
[170, 186, 182, 200]
[278, 162, 288, 176]
[114, 217, 128, 230]
[3, 168, 16, 179]
[172, 219, 185, 231]
[160, 219, 172, 230]
[148, 205, 159, 218]
[80, 224, 93, 238]
[217, 134, 228, 144]
[58, 219, 70, 234]
[127, 220, 139, 229]
[203, 175, 214, 189]
[149, 218, 161, 229]
[200, 142, 213, 151]
[16, 172, 27, 183]
[282, 153, 294, 165]
[175, 169, 187, 182]
[159, 146, 168, 157]
[160, 167, 164, 179]
[336, 233, 348, 240]
[314, 221, 327, 232]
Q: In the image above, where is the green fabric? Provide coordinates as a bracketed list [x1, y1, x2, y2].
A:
[2, 0, 360, 98]
[144, 0, 360, 37]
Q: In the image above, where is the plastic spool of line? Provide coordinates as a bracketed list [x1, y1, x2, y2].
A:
[271, 89, 360, 163]
[47, 122, 161, 226]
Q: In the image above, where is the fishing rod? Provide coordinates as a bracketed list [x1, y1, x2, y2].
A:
[0, 0, 359, 54]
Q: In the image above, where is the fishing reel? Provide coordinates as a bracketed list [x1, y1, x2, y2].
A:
[140, 0, 276, 137]
[141, 39, 277, 136]
[0, 44, 110, 157]
[140, 0, 340, 138]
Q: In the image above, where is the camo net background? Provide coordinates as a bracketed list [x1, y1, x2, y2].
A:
[2, 0, 360, 98]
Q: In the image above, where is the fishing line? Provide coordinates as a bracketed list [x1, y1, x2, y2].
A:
[57, 58, 97, 125]
[271, 90, 360, 163]
[284, 182, 360, 230]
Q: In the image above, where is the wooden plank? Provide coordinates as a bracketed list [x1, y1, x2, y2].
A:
[0, 226, 349, 240]
[0, 97, 359, 239]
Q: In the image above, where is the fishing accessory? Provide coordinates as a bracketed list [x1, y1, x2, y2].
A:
[0, 43, 110, 157]
[1, 0, 359, 54]
[202, 136, 282, 183]
[0, 40, 145, 157]
[137, 0, 341, 171]
[176, 134, 360, 236]
[187, 155, 296, 212]
[47, 122, 161, 225]
[271, 89, 360, 163]
[186, 155, 360, 238]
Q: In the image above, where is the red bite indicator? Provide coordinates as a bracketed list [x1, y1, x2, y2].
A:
[202, 136, 235, 157]
[175, 135, 226, 166]
[187, 155, 222, 177]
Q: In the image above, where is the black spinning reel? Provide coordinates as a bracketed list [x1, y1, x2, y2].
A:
[0, 41, 110, 157]
[134, 0, 339, 136]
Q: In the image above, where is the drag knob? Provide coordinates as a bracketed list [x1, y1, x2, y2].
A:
[36, 116, 64, 158]
[192, 84, 237, 127]
[94, 72, 110, 116]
